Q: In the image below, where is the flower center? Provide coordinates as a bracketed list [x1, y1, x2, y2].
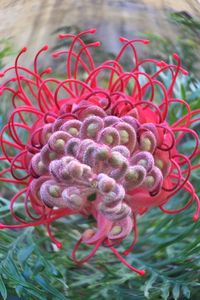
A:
[30, 105, 167, 232]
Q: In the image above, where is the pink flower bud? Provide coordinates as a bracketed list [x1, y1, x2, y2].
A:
[77, 105, 106, 120]
[64, 137, 80, 157]
[41, 124, 53, 144]
[98, 127, 120, 147]
[40, 144, 58, 167]
[48, 131, 71, 154]
[80, 116, 104, 139]
[115, 122, 137, 152]
[104, 116, 120, 126]
[97, 174, 116, 193]
[124, 165, 146, 190]
[40, 180, 66, 208]
[62, 187, 84, 210]
[30, 153, 47, 177]
[139, 130, 157, 153]
[60, 120, 82, 137]
[131, 151, 154, 172]
[145, 166, 163, 194]
[108, 216, 133, 240]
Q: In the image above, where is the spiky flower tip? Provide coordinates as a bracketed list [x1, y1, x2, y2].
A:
[0, 29, 199, 276]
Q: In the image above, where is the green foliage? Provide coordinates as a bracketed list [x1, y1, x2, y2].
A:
[0, 39, 13, 69]
[0, 199, 200, 300]
[143, 12, 200, 77]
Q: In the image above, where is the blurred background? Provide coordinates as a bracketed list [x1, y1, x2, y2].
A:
[0, 1, 200, 300]
[0, 0, 200, 71]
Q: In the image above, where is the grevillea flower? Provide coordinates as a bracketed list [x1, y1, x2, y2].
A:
[0, 29, 200, 275]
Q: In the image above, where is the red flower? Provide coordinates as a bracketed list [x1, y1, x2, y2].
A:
[0, 29, 199, 275]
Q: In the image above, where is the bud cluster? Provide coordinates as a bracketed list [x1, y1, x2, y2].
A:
[30, 105, 169, 240]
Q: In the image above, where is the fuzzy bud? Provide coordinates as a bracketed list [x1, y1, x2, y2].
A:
[104, 116, 120, 126]
[60, 119, 82, 137]
[40, 144, 58, 167]
[112, 145, 130, 159]
[115, 122, 137, 152]
[124, 165, 146, 190]
[80, 116, 104, 139]
[78, 105, 106, 120]
[121, 115, 139, 130]
[98, 127, 120, 147]
[30, 176, 50, 202]
[104, 203, 131, 221]
[95, 146, 110, 161]
[41, 124, 53, 144]
[67, 160, 84, 178]
[145, 166, 163, 194]
[109, 151, 128, 180]
[103, 184, 125, 207]
[64, 137, 80, 157]
[82, 143, 97, 167]
[154, 150, 172, 178]
[139, 130, 157, 153]
[131, 151, 154, 172]
[30, 153, 47, 177]
[40, 180, 66, 208]
[49, 156, 74, 181]
[108, 216, 133, 240]
[97, 174, 116, 193]
[62, 187, 83, 210]
[48, 131, 71, 153]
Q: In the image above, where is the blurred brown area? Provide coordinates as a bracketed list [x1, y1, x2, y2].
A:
[0, 0, 200, 64]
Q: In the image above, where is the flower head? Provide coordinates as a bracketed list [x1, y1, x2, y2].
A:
[0, 29, 199, 275]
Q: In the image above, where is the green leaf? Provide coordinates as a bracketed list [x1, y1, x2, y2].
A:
[161, 282, 170, 300]
[172, 284, 180, 300]
[17, 244, 35, 264]
[0, 275, 7, 300]
[182, 285, 191, 299]
[180, 84, 186, 100]
[144, 273, 157, 298]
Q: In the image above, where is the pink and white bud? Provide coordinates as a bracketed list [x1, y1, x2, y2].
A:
[30, 153, 47, 177]
[98, 127, 120, 147]
[108, 216, 133, 240]
[145, 166, 163, 194]
[39, 180, 66, 208]
[62, 187, 84, 210]
[78, 105, 106, 120]
[109, 151, 128, 180]
[131, 151, 154, 172]
[41, 123, 53, 144]
[97, 174, 116, 193]
[104, 116, 120, 126]
[124, 165, 146, 190]
[139, 130, 157, 153]
[48, 131, 71, 154]
[121, 115, 140, 130]
[80, 116, 104, 139]
[112, 145, 130, 159]
[103, 184, 125, 207]
[40, 144, 58, 167]
[67, 160, 84, 178]
[64, 137, 80, 157]
[103, 203, 131, 221]
[115, 122, 137, 152]
[60, 120, 82, 137]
